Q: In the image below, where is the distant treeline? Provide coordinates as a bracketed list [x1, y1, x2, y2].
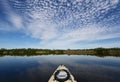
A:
[0, 48, 120, 56]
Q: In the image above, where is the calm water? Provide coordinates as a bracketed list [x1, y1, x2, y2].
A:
[0, 55, 120, 82]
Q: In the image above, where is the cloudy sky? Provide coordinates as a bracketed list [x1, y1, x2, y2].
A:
[0, 0, 120, 49]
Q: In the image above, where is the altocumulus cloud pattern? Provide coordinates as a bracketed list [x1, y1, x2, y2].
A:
[0, 0, 120, 49]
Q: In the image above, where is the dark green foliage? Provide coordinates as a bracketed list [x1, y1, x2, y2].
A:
[94, 48, 108, 55]
[0, 48, 120, 56]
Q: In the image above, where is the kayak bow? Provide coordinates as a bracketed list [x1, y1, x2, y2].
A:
[48, 65, 77, 82]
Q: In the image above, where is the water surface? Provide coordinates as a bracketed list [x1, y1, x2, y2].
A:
[0, 55, 120, 82]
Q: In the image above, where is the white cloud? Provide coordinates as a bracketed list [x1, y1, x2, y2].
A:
[36, 24, 120, 49]
[27, 20, 57, 40]
[1, 0, 120, 48]
[9, 13, 23, 29]
[79, 41, 120, 49]
[21, 0, 119, 48]
[1, 0, 24, 29]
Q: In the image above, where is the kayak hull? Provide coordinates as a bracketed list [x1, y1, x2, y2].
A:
[48, 65, 77, 82]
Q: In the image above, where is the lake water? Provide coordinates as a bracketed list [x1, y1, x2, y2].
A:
[0, 55, 120, 82]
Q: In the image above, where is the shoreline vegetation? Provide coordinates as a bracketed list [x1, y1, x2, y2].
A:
[0, 48, 120, 56]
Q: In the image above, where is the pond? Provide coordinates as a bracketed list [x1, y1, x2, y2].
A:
[0, 55, 120, 82]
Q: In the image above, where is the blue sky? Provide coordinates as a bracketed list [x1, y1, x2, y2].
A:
[0, 0, 120, 49]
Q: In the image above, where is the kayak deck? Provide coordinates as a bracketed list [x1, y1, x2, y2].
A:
[48, 65, 77, 82]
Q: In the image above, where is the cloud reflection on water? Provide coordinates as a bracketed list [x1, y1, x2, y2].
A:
[0, 55, 120, 82]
